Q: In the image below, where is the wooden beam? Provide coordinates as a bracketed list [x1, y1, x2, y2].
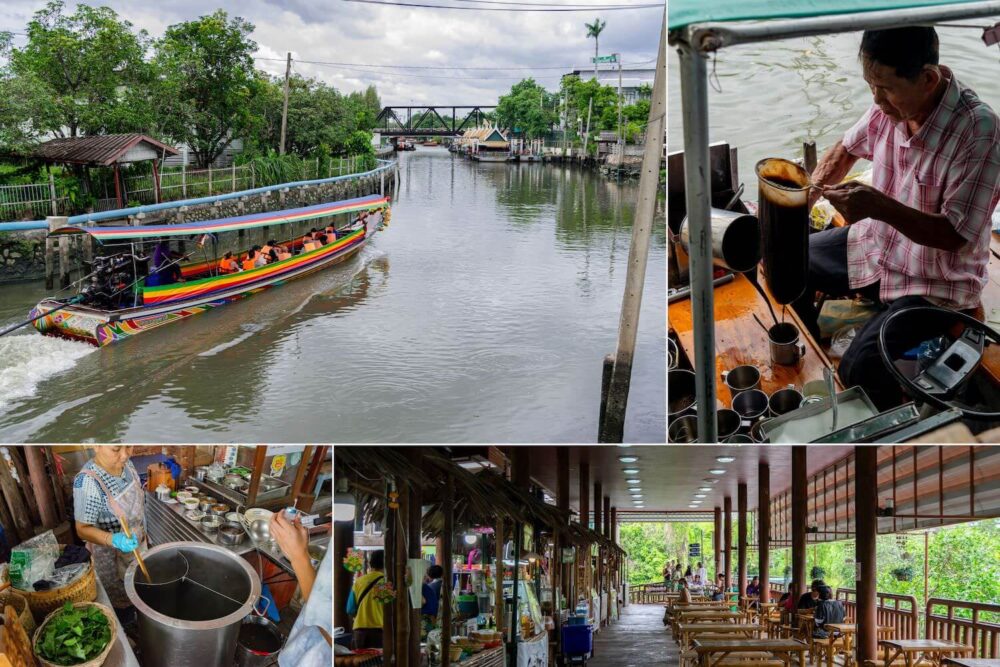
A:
[0, 451, 32, 542]
[24, 447, 58, 529]
[408, 479, 422, 667]
[8, 448, 40, 528]
[792, 447, 807, 601]
[737, 483, 747, 602]
[724, 495, 732, 593]
[289, 445, 314, 504]
[394, 481, 408, 664]
[442, 473, 454, 667]
[856, 446, 879, 662]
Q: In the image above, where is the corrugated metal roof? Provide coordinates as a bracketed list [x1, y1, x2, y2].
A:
[30, 134, 179, 166]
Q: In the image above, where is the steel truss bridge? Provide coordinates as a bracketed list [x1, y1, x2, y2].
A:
[375, 106, 497, 137]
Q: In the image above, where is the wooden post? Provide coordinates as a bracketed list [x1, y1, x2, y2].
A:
[599, 17, 666, 442]
[245, 446, 268, 507]
[25, 447, 58, 529]
[0, 451, 33, 541]
[113, 163, 122, 208]
[7, 448, 40, 528]
[408, 480, 422, 667]
[737, 483, 747, 604]
[288, 445, 314, 504]
[280, 52, 291, 155]
[208, 165, 213, 196]
[394, 482, 408, 663]
[44, 236, 55, 289]
[603, 495, 610, 538]
[856, 447, 879, 662]
[803, 140, 818, 174]
[593, 480, 602, 620]
[494, 518, 505, 638]
[333, 515, 354, 633]
[724, 495, 732, 594]
[231, 163, 237, 192]
[713, 506, 722, 579]
[181, 163, 187, 198]
[152, 159, 161, 204]
[758, 462, 770, 605]
[58, 235, 70, 288]
[792, 446, 807, 601]
[555, 447, 569, 658]
[442, 472, 453, 667]
[383, 480, 395, 667]
[0, 471, 23, 545]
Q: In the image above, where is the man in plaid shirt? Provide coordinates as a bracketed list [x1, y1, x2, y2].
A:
[793, 26, 1000, 409]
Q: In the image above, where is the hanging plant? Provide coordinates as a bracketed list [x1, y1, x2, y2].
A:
[343, 548, 364, 573]
[810, 566, 825, 580]
[372, 581, 398, 605]
[891, 565, 914, 582]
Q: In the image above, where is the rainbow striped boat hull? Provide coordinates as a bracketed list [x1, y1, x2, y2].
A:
[31, 216, 380, 347]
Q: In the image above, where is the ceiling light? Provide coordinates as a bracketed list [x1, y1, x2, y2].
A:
[693, 494, 707, 499]
[715, 456, 736, 463]
[464, 534, 478, 545]
[690, 500, 702, 505]
[698, 487, 712, 492]
[688, 504, 700, 508]
[622, 468, 640, 475]
[703, 478, 719, 484]
[629, 488, 642, 493]
[618, 456, 639, 463]
[626, 479, 641, 485]
[708, 469, 726, 475]
[631, 494, 643, 499]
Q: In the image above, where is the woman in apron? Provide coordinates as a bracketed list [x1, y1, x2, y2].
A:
[72, 446, 148, 614]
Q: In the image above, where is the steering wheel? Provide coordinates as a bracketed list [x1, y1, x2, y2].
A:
[878, 305, 1000, 420]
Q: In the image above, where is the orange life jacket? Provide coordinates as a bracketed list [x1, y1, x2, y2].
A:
[242, 257, 256, 271]
[220, 258, 238, 273]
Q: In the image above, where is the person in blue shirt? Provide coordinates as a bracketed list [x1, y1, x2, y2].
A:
[421, 565, 444, 617]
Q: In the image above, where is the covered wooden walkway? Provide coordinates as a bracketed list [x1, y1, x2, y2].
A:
[588, 603, 676, 667]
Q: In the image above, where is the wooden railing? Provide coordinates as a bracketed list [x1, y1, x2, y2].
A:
[926, 598, 1000, 658]
[835, 588, 919, 639]
[629, 582, 672, 604]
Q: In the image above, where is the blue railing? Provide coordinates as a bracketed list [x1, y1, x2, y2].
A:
[0, 159, 397, 233]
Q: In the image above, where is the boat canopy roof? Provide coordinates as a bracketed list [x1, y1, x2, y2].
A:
[50, 194, 389, 241]
[668, 0, 986, 29]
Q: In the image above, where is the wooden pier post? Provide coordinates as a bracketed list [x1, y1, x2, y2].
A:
[44, 236, 55, 289]
[758, 462, 770, 605]
[803, 140, 818, 174]
[46, 216, 71, 289]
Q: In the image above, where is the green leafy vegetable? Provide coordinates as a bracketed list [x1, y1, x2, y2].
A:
[35, 602, 112, 665]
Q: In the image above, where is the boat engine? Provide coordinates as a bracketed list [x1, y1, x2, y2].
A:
[79, 252, 144, 309]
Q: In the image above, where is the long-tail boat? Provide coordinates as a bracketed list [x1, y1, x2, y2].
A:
[28, 193, 390, 346]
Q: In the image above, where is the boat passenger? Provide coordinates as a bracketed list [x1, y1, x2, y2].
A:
[219, 251, 240, 274]
[253, 245, 269, 268]
[243, 249, 259, 271]
[793, 26, 1000, 410]
[146, 241, 183, 287]
[73, 446, 146, 617]
[324, 225, 337, 241]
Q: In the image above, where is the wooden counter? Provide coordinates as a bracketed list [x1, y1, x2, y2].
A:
[669, 271, 842, 406]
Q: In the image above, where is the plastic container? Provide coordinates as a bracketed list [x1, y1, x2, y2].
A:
[561, 624, 593, 656]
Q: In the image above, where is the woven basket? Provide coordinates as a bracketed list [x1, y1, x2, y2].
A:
[32, 602, 117, 667]
[0, 589, 36, 634]
[22, 559, 98, 623]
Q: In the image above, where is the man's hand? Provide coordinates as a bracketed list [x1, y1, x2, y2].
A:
[821, 181, 886, 224]
[270, 511, 309, 562]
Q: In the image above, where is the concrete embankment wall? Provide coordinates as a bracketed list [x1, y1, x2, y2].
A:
[0, 167, 397, 285]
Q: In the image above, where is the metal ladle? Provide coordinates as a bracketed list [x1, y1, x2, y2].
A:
[825, 366, 838, 432]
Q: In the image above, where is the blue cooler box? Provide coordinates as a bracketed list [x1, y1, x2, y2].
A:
[561, 624, 593, 656]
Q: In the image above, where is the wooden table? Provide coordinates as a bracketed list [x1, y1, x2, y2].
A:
[669, 271, 843, 406]
[678, 611, 743, 623]
[822, 624, 894, 667]
[692, 638, 808, 667]
[942, 660, 1000, 667]
[676, 623, 762, 650]
[880, 639, 975, 667]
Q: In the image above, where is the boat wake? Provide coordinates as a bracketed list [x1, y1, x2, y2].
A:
[0, 334, 95, 412]
[197, 324, 266, 357]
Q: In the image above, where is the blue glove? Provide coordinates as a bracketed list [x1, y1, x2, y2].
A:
[110, 532, 138, 553]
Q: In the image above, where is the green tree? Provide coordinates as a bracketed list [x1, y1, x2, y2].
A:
[154, 10, 258, 167]
[584, 18, 606, 80]
[496, 78, 557, 139]
[1, 1, 155, 141]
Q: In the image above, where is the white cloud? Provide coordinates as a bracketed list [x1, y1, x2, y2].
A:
[1, 0, 662, 104]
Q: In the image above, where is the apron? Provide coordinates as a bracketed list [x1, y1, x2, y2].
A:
[82, 460, 148, 608]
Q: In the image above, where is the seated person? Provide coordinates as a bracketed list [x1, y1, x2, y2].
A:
[677, 577, 692, 605]
[324, 225, 338, 241]
[219, 251, 240, 274]
[253, 245, 270, 268]
[688, 575, 704, 596]
[813, 586, 845, 639]
[745, 576, 761, 609]
[242, 248, 260, 271]
[268, 248, 280, 263]
[711, 574, 726, 601]
[797, 579, 824, 610]
[146, 240, 184, 287]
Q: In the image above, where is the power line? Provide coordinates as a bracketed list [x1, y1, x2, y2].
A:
[423, 0, 655, 5]
[339, 0, 662, 10]
[254, 56, 656, 71]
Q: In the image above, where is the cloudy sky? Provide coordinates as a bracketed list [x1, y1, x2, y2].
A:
[1, 0, 663, 105]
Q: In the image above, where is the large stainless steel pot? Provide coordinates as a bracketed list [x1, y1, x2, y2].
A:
[125, 542, 261, 667]
[678, 207, 761, 273]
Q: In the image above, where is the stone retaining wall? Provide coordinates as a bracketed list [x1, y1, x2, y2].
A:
[0, 168, 397, 284]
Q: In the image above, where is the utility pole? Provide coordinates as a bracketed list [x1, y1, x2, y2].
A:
[583, 97, 593, 157]
[279, 52, 291, 155]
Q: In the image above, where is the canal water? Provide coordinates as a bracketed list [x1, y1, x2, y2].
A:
[667, 26, 1000, 193]
[0, 148, 666, 442]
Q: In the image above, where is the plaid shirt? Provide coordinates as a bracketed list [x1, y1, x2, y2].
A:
[72, 460, 137, 532]
[842, 66, 1000, 310]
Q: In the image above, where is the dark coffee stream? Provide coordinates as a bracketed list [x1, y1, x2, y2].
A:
[759, 175, 809, 305]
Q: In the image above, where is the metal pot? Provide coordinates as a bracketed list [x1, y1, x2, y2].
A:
[198, 497, 215, 513]
[201, 516, 222, 534]
[769, 322, 807, 366]
[679, 207, 761, 273]
[236, 615, 285, 667]
[125, 543, 261, 667]
[209, 504, 230, 517]
[667, 415, 698, 443]
[218, 522, 247, 546]
[716, 408, 742, 442]
[194, 466, 209, 482]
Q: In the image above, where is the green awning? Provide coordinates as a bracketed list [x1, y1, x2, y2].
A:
[668, 0, 988, 30]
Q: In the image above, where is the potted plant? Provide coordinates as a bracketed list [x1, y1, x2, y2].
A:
[891, 565, 914, 582]
[810, 566, 826, 580]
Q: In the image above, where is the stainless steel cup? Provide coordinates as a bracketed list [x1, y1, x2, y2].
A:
[769, 322, 807, 366]
[732, 389, 769, 425]
[769, 387, 804, 416]
[668, 369, 697, 422]
[749, 418, 772, 443]
[722, 365, 761, 396]
[667, 415, 699, 443]
[716, 409, 742, 442]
